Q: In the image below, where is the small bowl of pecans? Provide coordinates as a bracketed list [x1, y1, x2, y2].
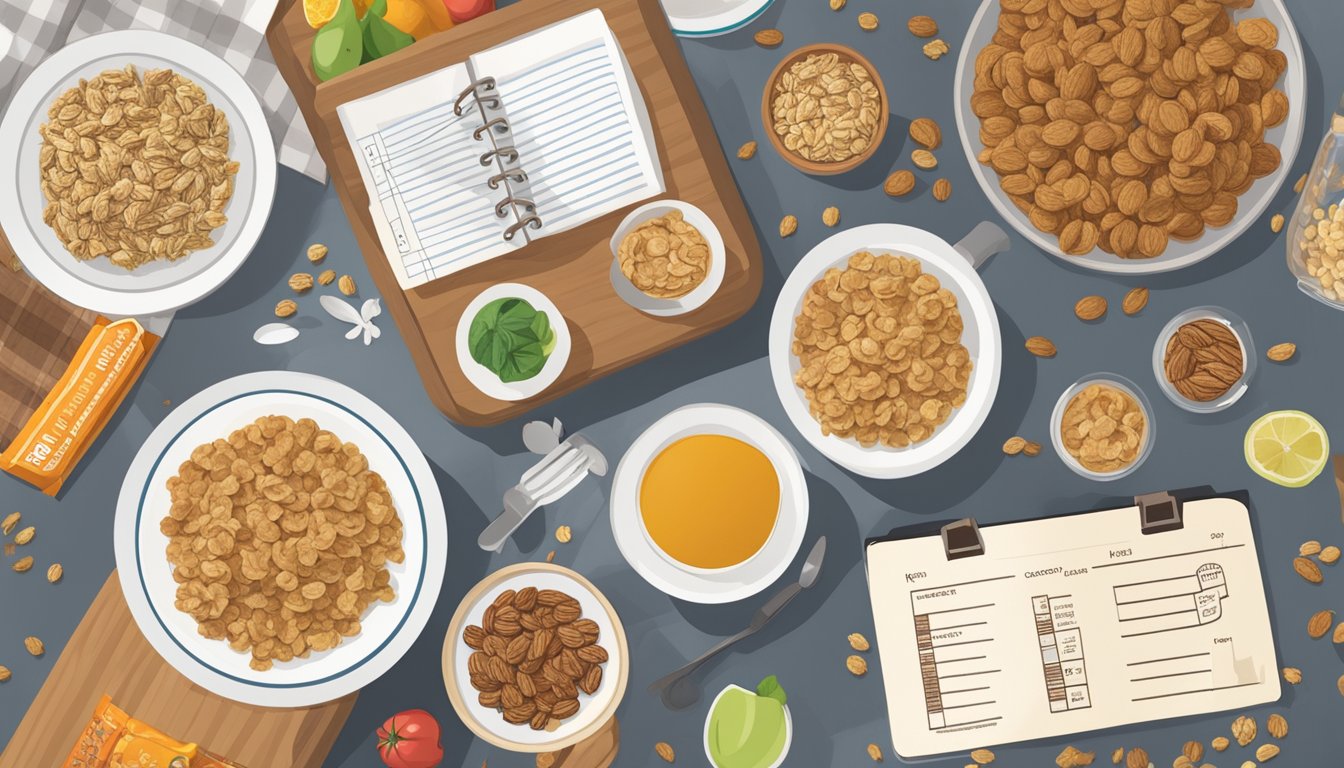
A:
[1152, 306, 1256, 413]
[609, 200, 725, 316]
[1051, 373, 1154, 482]
[762, 44, 888, 175]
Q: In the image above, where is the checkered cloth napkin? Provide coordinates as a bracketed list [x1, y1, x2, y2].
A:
[0, 0, 326, 181]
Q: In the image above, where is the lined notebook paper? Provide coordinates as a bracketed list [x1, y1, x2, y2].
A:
[337, 10, 663, 289]
[865, 498, 1278, 758]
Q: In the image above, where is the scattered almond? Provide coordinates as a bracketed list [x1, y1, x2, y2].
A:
[275, 299, 297, 318]
[1334, 622, 1344, 643]
[306, 243, 328, 264]
[12, 526, 34, 546]
[1211, 736, 1230, 751]
[1255, 744, 1279, 761]
[1270, 213, 1285, 233]
[1266, 342, 1296, 362]
[923, 39, 950, 60]
[884, 170, 916, 197]
[1025, 336, 1057, 357]
[12, 557, 33, 573]
[822, 207, 840, 227]
[1122, 287, 1148, 316]
[1, 512, 19, 536]
[848, 632, 870, 652]
[1294, 173, 1308, 194]
[779, 215, 798, 238]
[907, 15, 938, 37]
[932, 179, 952, 202]
[911, 149, 938, 170]
[753, 29, 783, 48]
[288, 273, 313, 293]
[1321, 545, 1341, 564]
[737, 141, 757, 160]
[1075, 295, 1107, 321]
[536, 753, 556, 768]
[867, 743, 882, 761]
[317, 269, 336, 286]
[970, 748, 995, 764]
[1232, 714, 1257, 747]
[846, 654, 868, 676]
[545, 550, 556, 563]
[1110, 747, 1123, 764]
[1307, 610, 1332, 638]
[1338, 673, 1344, 697]
[1023, 440, 1042, 457]
[1293, 556, 1323, 583]
[338, 275, 357, 296]
[23, 636, 43, 657]
[1124, 748, 1147, 768]
[909, 118, 943, 150]
[46, 563, 62, 584]
[1300, 540, 1323, 556]
[828, 0, 845, 10]
[1002, 436, 1027, 455]
[555, 525, 572, 544]
[1281, 667, 1301, 684]
[654, 741, 675, 762]
[0, 666, 9, 682]
[857, 12, 878, 31]
[1055, 745, 1094, 767]
[1266, 713, 1287, 739]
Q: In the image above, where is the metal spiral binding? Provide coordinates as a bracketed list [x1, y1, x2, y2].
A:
[452, 76, 500, 116]
[479, 146, 519, 166]
[487, 169, 528, 189]
[473, 116, 511, 140]
[503, 215, 543, 241]
[495, 196, 535, 219]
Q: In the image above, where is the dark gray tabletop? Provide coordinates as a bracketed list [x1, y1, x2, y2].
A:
[4, 0, 1344, 765]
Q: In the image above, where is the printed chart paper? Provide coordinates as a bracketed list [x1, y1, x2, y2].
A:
[866, 498, 1279, 758]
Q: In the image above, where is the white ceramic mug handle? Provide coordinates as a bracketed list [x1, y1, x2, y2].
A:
[953, 221, 1010, 270]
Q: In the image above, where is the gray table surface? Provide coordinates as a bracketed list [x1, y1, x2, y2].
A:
[4, 0, 1344, 765]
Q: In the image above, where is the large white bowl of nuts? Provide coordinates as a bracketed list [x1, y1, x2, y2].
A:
[114, 371, 446, 707]
[769, 223, 1007, 479]
[0, 30, 276, 315]
[954, 0, 1305, 274]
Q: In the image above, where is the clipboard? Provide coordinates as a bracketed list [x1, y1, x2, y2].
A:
[864, 491, 1280, 759]
[266, 0, 762, 426]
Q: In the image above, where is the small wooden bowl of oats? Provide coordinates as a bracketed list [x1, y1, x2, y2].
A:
[761, 44, 888, 176]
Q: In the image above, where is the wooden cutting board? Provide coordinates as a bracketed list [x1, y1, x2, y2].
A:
[0, 572, 355, 768]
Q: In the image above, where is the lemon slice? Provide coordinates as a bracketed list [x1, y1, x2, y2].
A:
[304, 0, 343, 28]
[1244, 410, 1330, 488]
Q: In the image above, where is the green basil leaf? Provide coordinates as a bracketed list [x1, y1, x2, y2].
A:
[755, 675, 787, 706]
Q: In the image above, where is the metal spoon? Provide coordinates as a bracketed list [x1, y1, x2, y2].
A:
[650, 536, 827, 710]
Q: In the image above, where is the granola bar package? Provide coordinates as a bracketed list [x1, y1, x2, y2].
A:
[61, 695, 129, 768]
[61, 696, 246, 768]
[0, 270, 158, 495]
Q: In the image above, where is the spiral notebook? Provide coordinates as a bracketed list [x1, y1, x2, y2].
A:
[865, 494, 1279, 758]
[337, 10, 664, 289]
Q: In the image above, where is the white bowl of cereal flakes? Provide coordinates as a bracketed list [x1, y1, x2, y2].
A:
[114, 371, 447, 707]
[954, 0, 1306, 274]
[769, 223, 1008, 479]
[609, 200, 725, 316]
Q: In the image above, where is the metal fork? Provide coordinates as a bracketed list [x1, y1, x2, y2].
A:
[477, 435, 606, 552]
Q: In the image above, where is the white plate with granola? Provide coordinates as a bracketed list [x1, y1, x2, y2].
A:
[954, 0, 1305, 274]
[113, 371, 446, 707]
[769, 224, 1006, 479]
[0, 30, 275, 316]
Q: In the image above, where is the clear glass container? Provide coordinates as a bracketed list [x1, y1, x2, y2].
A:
[1288, 93, 1344, 307]
[1050, 373, 1155, 482]
[1151, 306, 1256, 413]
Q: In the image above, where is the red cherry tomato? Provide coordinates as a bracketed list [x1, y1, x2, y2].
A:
[377, 709, 444, 768]
[441, 0, 494, 23]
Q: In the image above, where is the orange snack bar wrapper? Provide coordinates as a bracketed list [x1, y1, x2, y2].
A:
[0, 317, 158, 495]
[63, 695, 245, 768]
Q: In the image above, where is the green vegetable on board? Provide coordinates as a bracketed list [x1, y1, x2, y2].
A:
[468, 297, 557, 383]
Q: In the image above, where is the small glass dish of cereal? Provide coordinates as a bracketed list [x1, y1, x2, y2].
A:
[1050, 373, 1155, 482]
[1151, 306, 1256, 414]
[609, 200, 724, 316]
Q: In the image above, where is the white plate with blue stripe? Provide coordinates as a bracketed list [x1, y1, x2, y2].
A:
[663, 0, 776, 37]
[114, 371, 446, 707]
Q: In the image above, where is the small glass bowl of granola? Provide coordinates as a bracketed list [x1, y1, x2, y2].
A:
[1050, 373, 1154, 482]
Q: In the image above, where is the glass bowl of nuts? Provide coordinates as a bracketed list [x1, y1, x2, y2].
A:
[1152, 306, 1256, 414]
[1051, 373, 1154, 482]
[609, 200, 725, 316]
[761, 44, 888, 176]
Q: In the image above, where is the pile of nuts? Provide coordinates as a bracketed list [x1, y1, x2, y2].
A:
[39, 65, 237, 269]
[617, 211, 711, 299]
[463, 586, 608, 730]
[1162, 318, 1245, 402]
[770, 52, 881, 165]
[970, 3, 1287, 259]
[1296, 201, 1344, 300]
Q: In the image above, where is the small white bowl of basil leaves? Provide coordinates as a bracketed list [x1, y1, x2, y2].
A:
[455, 283, 571, 401]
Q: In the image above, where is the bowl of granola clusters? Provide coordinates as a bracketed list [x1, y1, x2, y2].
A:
[762, 44, 888, 175]
[0, 30, 276, 316]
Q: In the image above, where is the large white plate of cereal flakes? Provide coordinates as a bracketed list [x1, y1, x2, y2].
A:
[769, 223, 1007, 479]
[114, 371, 446, 707]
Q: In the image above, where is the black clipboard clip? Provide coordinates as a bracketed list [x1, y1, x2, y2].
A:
[1136, 491, 1184, 534]
[941, 518, 984, 560]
